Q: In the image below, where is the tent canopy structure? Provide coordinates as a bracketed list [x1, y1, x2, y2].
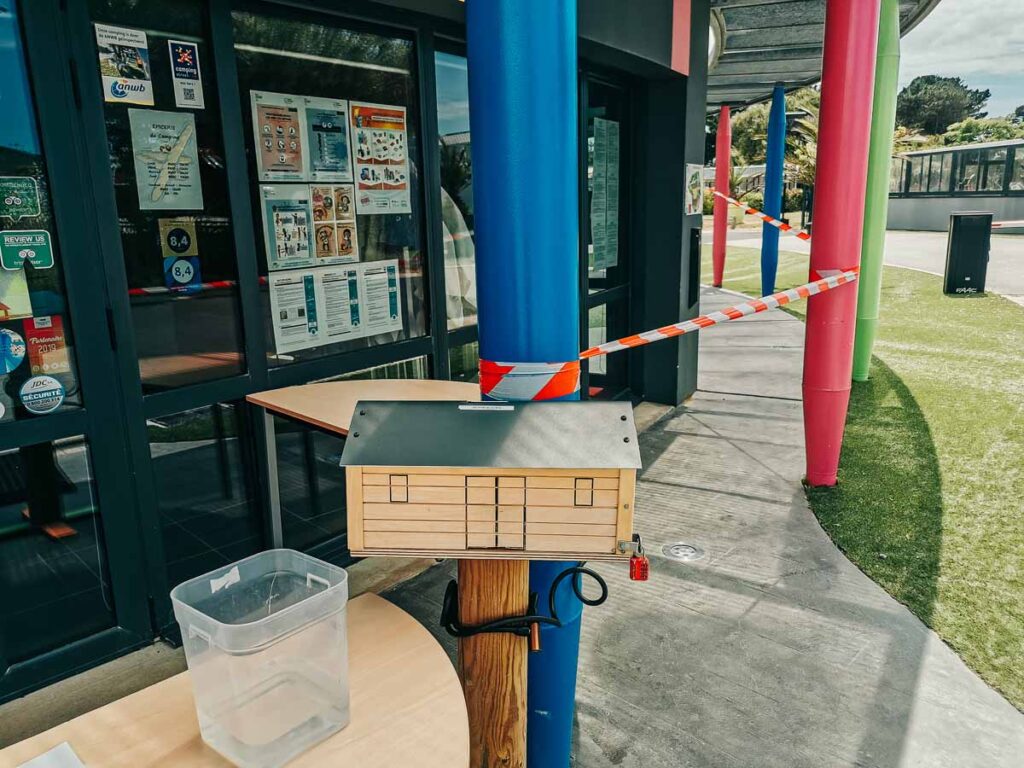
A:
[707, 0, 941, 108]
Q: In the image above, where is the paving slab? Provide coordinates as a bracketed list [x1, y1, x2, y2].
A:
[386, 285, 1024, 767]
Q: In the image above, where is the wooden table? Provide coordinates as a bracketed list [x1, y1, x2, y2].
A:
[0, 594, 468, 768]
[246, 380, 480, 546]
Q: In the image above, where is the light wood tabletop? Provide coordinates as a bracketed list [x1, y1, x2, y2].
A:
[246, 379, 481, 435]
[0, 594, 468, 768]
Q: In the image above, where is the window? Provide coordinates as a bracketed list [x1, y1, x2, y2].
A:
[449, 340, 479, 384]
[434, 51, 477, 331]
[1010, 149, 1024, 192]
[957, 150, 980, 191]
[1, 3, 83, 418]
[90, 0, 246, 392]
[889, 157, 907, 194]
[981, 148, 1007, 192]
[927, 153, 951, 193]
[0, 438, 115, 664]
[233, 11, 428, 368]
[908, 156, 925, 193]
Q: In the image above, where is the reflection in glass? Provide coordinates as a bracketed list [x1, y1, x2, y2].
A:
[587, 302, 629, 399]
[232, 11, 429, 367]
[90, 0, 247, 392]
[449, 341, 479, 384]
[0, 437, 115, 665]
[0, 3, 83, 418]
[982, 149, 1006, 192]
[435, 51, 477, 330]
[1011, 151, 1024, 192]
[148, 403, 262, 601]
[958, 151, 980, 191]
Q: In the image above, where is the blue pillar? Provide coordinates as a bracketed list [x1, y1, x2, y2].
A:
[762, 84, 787, 296]
[466, 1, 582, 766]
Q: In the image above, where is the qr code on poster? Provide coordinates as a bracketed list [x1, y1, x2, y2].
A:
[183, 87, 196, 101]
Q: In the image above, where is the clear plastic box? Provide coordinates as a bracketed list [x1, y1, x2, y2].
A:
[170, 549, 350, 768]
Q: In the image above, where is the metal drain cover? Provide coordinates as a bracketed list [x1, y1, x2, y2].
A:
[662, 542, 706, 562]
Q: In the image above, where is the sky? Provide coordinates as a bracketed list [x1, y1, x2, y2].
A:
[899, 0, 1024, 118]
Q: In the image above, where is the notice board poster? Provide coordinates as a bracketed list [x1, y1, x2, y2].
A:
[590, 117, 620, 271]
[24, 315, 70, 376]
[304, 97, 353, 183]
[129, 109, 204, 210]
[260, 185, 314, 272]
[350, 102, 411, 215]
[252, 91, 306, 181]
[268, 260, 402, 355]
[95, 24, 153, 106]
[312, 184, 358, 264]
[685, 163, 704, 216]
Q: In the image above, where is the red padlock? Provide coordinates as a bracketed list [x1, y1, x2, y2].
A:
[629, 534, 649, 581]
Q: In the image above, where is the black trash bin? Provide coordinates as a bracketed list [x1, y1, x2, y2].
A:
[944, 212, 992, 295]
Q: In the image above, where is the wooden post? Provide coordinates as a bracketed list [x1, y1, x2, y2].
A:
[457, 560, 529, 767]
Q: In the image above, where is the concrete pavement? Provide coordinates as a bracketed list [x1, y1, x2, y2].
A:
[704, 227, 1024, 306]
[387, 285, 1024, 767]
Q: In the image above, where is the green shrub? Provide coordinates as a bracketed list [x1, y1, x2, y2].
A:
[744, 191, 764, 211]
[702, 192, 715, 216]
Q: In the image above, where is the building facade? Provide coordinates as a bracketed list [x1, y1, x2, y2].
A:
[0, 0, 710, 701]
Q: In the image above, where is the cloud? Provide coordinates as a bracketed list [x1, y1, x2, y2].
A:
[900, 0, 1024, 82]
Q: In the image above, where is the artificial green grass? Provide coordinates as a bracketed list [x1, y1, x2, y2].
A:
[702, 244, 1024, 711]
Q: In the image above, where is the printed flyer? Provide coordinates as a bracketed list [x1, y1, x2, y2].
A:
[268, 260, 402, 355]
[95, 24, 153, 105]
[311, 184, 358, 264]
[304, 97, 353, 182]
[349, 102, 411, 214]
[168, 40, 205, 109]
[252, 91, 306, 181]
[24, 316, 70, 376]
[261, 185, 314, 271]
[129, 109, 204, 210]
[0, 269, 32, 321]
[591, 117, 620, 271]
[685, 163, 704, 216]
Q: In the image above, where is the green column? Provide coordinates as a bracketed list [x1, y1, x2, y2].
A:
[853, 0, 900, 381]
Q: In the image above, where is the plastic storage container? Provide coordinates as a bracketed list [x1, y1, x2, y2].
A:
[170, 550, 350, 768]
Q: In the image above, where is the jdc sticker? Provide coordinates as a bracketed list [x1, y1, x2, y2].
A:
[20, 375, 65, 415]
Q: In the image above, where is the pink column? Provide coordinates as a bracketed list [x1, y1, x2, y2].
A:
[712, 105, 731, 287]
[803, 0, 881, 486]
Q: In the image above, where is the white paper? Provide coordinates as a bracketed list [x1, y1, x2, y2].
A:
[168, 40, 205, 109]
[18, 742, 86, 768]
[303, 96, 353, 182]
[268, 260, 403, 355]
[251, 91, 307, 181]
[350, 102, 411, 214]
[591, 117, 620, 271]
[685, 163, 704, 216]
[260, 185, 314, 272]
[95, 24, 153, 106]
[129, 110, 203, 210]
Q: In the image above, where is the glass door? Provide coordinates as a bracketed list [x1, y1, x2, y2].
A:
[0, 0, 151, 703]
[581, 74, 631, 400]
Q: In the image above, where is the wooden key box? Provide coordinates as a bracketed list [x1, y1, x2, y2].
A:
[340, 400, 642, 561]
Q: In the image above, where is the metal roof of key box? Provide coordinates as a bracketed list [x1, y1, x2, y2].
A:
[341, 401, 641, 561]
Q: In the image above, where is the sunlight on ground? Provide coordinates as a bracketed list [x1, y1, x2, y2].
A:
[701, 244, 1024, 711]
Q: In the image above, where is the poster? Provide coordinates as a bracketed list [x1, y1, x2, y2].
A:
[268, 260, 402, 355]
[0, 177, 41, 222]
[252, 91, 306, 181]
[168, 40, 205, 109]
[0, 269, 32, 321]
[312, 184, 358, 264]
[24, 316, 70, 376]
[260, 185, 314, 271]
[0, 327, 26, 374]
[95, 24, 153, 106]
[129, 110, 204, 210]
[304, 97, 352, 182]
[350, 102, 411, 214]
[685, 163, 704, 216]
[1, 230, 53, 270]
[158, 217, 198, 258]
[591, 117, 620, 271]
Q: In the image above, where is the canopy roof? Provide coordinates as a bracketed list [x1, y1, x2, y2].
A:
[708, 0, 942, 109]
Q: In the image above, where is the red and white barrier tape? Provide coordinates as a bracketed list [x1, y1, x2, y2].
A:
[713, 191, 812, 242]
[992, 219, 1024, 230]
[479, 268, 859, 398]
[128, 279, 239, 297]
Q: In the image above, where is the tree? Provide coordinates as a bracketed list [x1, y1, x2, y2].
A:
[942, 117, 1024, 146]
[731, 103, 770, 164]
[896, 76, 990, 135]
[1013, 105, 1024, 125]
